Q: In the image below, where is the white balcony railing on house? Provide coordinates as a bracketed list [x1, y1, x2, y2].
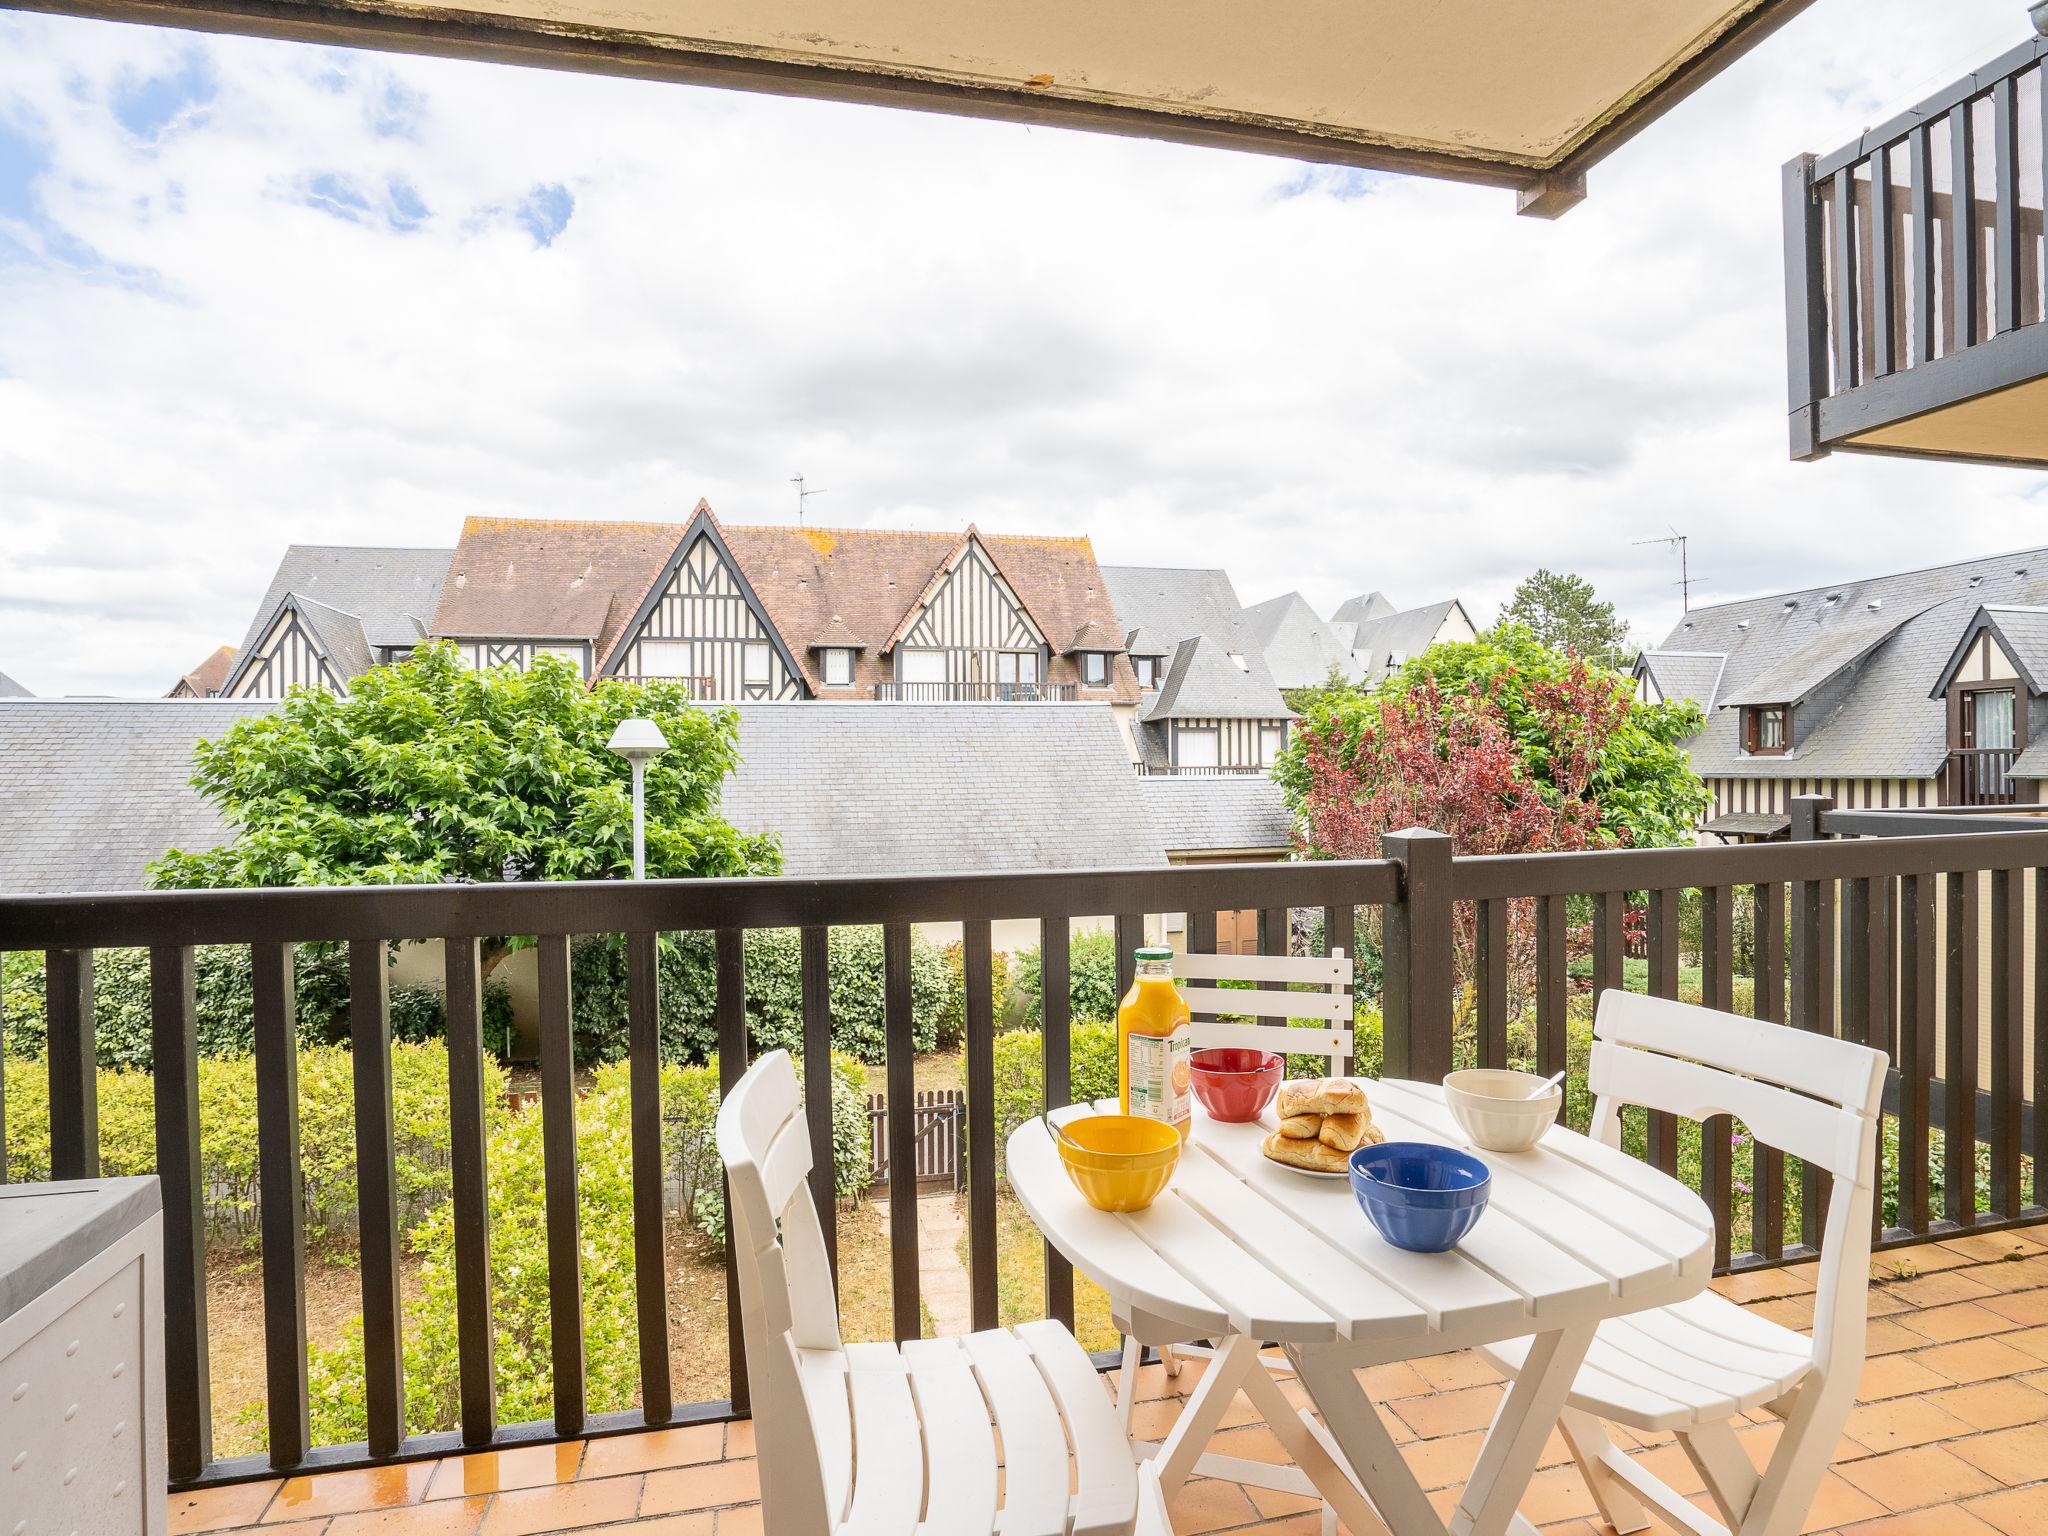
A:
[873, 681, 1079, 702]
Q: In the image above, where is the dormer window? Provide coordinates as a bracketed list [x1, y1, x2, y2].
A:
[1079, 651, 1109, 686]
[1134, 655, 1161, 690]
[822, 648, 854, 687]
[1744, 705, 1789, 756]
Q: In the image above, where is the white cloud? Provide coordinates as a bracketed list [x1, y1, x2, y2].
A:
[0, 0, 2043, 695]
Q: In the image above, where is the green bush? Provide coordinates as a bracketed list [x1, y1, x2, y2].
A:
[0, 947, 513, 1067]
[935, 941, 1011, 1051]
[988, 1020, 1119, 1171]
[569, 927, 947, 1066]
[1009, 928, 1121, 1026]
[300, 1048, 867, 1444]
[2, 1043, 509, 1241]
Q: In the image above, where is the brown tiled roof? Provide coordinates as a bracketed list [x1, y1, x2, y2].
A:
[173, 645, 239, 697]
[720, 522, 1138, 701]
[430, 517, 683, 661]
[422, 511, 1136, 702]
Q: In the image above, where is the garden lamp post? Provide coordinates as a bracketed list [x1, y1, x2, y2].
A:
[607, 718, 669, 879]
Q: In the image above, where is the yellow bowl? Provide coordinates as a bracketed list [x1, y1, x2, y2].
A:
[1054, 1114, 1181, 1211]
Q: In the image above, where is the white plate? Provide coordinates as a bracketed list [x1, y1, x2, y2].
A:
[1261, 1154, 1352, 1179]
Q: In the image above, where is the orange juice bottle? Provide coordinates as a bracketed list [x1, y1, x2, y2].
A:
[1119, 946, 1192, 1141]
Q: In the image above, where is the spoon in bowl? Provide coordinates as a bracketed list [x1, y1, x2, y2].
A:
[1525, 1070, 1566, 1100]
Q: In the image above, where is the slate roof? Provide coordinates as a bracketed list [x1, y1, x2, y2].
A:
[1240, 591, 1353, 689]
[713, 517, 1139, 700]
[1346, 599, 1469, 685]
[1717, 610, 1921, 708]
[170, 646, 238, 698]
[718, 702, 1164, 877]
[235, 545, 450, 661]
[1140, 775, 1293, 854]
[1656, 544, 2048, 779]
[1101, 565, 1257, 654]
[1332, 591, 1397, 626]
[0, 700, 275, 894]
[1637, 650, 1727, 710]
[1141, 635, 1290, 721]
[431, 518, 681, 660]
[1932, 606, 2048, 697]
[0, 672, 31, 699]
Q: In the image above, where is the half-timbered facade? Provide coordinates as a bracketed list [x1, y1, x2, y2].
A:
[881, 534, 1053, 699]
[225, 596, 350, 698]
[1641, 546, 2048, 838]
[220, 545, 451, 699]
[603, 515, 804, 700]
[1132, 636, 1292, 774]
[221, 510, 1136, 719]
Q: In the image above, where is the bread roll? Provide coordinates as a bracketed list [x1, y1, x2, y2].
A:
[1318, 1112, 1367, 1152]
[1261, 1130, 1351, 1174]
[1277, 1078, 1369, 1119]
[1276, 1112, 1323, 1140]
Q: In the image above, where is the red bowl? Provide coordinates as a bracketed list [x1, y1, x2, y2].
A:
[1190, 1048, 1284, 1122]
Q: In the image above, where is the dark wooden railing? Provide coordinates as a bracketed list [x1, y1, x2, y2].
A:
[1946, 746, 2021, 806]
[3, 802, 2046, 1489]
[872, 681, 1079, 702]
[1786, 32, 2048, 464]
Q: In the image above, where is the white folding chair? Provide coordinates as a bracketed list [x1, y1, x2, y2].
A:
[1479, 991, 1888, 1536]
[1112, 948, 1354, 1517]
[717, 1049, 1169, 1536]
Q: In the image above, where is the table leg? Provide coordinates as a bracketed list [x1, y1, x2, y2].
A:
[1153, 1332, 1260, 1494]
[1287, 1323, 1596, 1536]
[1452, 1323, 1595, 1536]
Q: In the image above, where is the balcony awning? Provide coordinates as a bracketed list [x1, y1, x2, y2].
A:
[27, 0, 1814, 214]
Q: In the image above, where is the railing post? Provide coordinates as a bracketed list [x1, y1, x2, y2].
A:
[1787, 795, 1836, 1252]
[46, 948, 97, 1180]
[1382, 828, 1454, 1082]
[1784, 152, 1830, 460]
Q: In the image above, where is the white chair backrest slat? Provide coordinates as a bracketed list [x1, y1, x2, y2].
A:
[1190, 1020, 1352, 1060]
[715, 1050, 846, 1533]
[1596, 992, 1885, 1111]
[757, 1114, 814, 1217]
[1176, 947, 1354, 1073]
[1179, 984, 1352, 1022]
[1588, 1045, 1874, 1188]
[1590, 991, 1887, 1382]
[1175, 951, 1349, 986]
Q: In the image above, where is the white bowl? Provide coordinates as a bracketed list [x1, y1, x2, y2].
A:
[1443, 1069, 1562, 1153]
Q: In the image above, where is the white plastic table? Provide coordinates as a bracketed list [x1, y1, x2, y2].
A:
[1007, 1078, 1714, 1536]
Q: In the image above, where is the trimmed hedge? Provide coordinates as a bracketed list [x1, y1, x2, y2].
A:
[298, 1049, 866, 1444]
[568, 927, 948, 1066]
[2, 1043, 511, 1241]
[0, 947, 515, 1068]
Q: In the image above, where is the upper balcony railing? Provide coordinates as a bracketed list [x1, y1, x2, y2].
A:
[873, 681, 1078, 702]
[1134, 763, 1273, 776]
[1945, 745, 2022, 806]
[4, 801, 2046, 1492]
[608, 674, 718, 699]
[1786, 31, 2048, 467]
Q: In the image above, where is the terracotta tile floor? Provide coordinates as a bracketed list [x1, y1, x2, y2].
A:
[168, 1227, 2048, 1536]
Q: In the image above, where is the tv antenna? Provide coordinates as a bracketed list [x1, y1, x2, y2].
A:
[790, 474, 828, 525]
[1634, 527, 1702, 611]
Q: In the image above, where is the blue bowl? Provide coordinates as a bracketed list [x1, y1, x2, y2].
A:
[1349, 1141, 1491, 1253]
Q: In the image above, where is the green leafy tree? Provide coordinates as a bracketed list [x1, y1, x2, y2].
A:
[1496, 569, 1633, 669]
[1275, 625, 1706, 850]
[1281, 660, 1356, 717]
[149, 643, 780, 973]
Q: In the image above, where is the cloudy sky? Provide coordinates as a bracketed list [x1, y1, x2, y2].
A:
[3, 1, 2045, 696]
